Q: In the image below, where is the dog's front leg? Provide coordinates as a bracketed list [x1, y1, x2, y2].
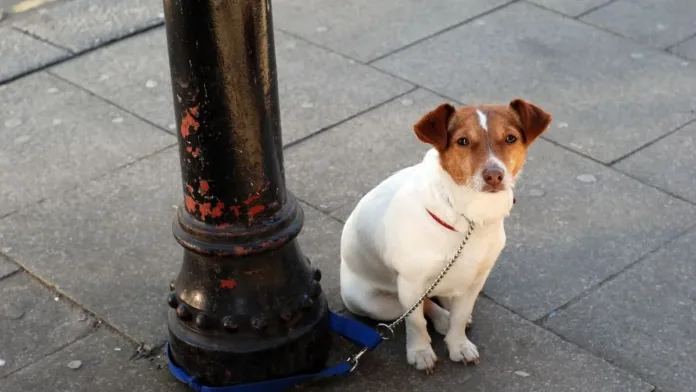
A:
[444, 281, 485, 365]
[397, 277, 437, 374]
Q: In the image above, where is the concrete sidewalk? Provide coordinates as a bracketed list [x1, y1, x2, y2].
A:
[2, 0, 696, 391]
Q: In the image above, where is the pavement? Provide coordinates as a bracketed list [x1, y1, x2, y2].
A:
[1, 0, 696, 391]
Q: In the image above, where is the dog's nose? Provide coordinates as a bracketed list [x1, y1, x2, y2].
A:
[482, 167, 504, 186]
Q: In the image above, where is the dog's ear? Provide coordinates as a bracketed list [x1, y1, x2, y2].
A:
[509, 99, 552, 144]
[413, 103, 456, 151]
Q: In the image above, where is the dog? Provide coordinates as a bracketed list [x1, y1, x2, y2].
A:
[339, 99, 551, 373]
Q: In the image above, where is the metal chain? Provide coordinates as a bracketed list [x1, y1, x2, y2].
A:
[347, 218, 476, 371]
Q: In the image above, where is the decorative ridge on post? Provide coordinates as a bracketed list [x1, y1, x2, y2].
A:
[163, 0, 331, 386]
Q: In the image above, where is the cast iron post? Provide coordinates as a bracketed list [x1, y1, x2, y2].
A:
[163, 0, 331, 386]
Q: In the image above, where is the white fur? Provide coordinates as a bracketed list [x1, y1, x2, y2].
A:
[476, 109, 488, 132]
[340, 148, 514, 372]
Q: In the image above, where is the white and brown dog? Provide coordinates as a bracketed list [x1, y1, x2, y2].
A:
[339, 99, 551, 373]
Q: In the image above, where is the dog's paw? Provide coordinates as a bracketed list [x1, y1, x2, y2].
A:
[407, 345, 438, 374]
[447, 339, 480, 365]
[430, 310, 450, 335]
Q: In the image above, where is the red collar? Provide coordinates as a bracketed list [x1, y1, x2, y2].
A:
[427, 196, 516, 232]
[427, 209, 457, 232]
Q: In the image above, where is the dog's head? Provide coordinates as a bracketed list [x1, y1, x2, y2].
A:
[414, 99, 551, 193]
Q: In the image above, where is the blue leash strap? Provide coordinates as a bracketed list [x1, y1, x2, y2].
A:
[166, 311, 384, 392]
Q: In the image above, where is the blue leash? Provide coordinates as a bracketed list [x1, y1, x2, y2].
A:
[166, 311, 384, 392]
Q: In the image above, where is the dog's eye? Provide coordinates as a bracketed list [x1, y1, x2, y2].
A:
[505, 134, 517, 144]
[456, 137, 469, 147]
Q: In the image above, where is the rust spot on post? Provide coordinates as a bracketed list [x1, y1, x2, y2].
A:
[181, 105, 200, 138]
[199, 202, 212, 220]
[199, 180, 210, 195]
[220, 280, 237, 289]
[211, 202, 225, 218]
[185, 195, 197, 213]
[186, 146, 201, 157]
[244, 194, 261, 205]
[248, 205, 265, 217]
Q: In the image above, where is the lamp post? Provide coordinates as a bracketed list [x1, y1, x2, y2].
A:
[163, 0, 331, 386]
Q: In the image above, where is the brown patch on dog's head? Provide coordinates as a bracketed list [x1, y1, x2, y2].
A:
[413, 99, 551, 192]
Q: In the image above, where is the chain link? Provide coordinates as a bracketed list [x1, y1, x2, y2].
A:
[347, 217, 476, 370]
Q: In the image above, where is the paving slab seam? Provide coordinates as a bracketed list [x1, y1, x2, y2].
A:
[0, 197, 46, 222]
[284, 86, 419, 149]
[533, 221, 696, 327]
[0, 21, 164, 87]
[10, 24, 72, 53]
[0, 144, 176, 226]
[365, 0, 520, 65]
[539, 135, 696, 207]
[0, 266, 22, 282]
[0, 329, 99, 381]
[609, 118, 696, 165]
[16, 265, 151, 348]
[277, 28, 463, 105]
[476, 292, 657, 390]
[46, 71, 177, 137]
[89, 144, 177, 184]
[296, 196, 347, 227]
[573, 0, 621, 19]
[526, 0, 696, 55]
[666, 31, 696, 51]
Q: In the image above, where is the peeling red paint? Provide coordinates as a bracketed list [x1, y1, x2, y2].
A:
[211, 201, 225, 218]
[248, 205, 265, 217]
[220, 280, 237, 289]
[186, 146, 201, 157]
[199, 202, 212, 220]
[199, 180, 210, 195]
[184, 195, 196, 213]
[229, 205, 240, 217]
[180, 105, 200, 138]
[244, 194, 261, 205]
[186, 184, 194, 194]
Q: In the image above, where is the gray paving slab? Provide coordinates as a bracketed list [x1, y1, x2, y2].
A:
[285, 88, 696, 320]
[546, 228, 696, 392]
[528, 0, 612, 17]
[0, 26, 69, 83]
[0, 148, 346, 344]
[372, 1, 696, 164]
[317, 298, 652, 391]
[50, 28, 412, 144]
[273, 0, 512, 62]
[613, 121, 696, 203]
[671, 35, 696, 61]
[285, 89, 433, 213]
[0, 72, 174, 217]
[581, 0, 696, 48]
[490, 140, 696, 319]
[12, 0, 164, 53]
[0, 255, 19, 279]
[0, 329, 184, 392]
[0, 272, 95, 377]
